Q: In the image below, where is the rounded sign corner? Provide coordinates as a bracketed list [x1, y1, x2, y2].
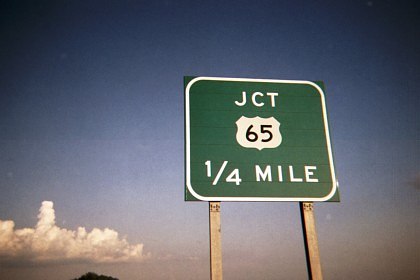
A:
[186, 182, 210, 201]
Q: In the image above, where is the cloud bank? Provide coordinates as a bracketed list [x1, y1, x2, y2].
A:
[0, 201, 150, 263]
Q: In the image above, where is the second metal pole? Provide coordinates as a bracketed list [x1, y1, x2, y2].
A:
[300, 202, 323, 280]
[209, 201, 223, 280]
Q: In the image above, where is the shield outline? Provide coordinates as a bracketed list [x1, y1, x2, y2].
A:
[235, 116, 282, 150]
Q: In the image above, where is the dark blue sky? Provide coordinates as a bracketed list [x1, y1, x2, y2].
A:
[0, 1, 419, 279]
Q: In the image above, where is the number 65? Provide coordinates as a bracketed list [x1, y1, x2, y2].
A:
[246, 125, 273, 143]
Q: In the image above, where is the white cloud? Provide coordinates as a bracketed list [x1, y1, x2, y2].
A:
[0, 201, 150, 263]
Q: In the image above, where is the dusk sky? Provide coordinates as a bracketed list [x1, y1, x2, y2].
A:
[0, 1, 419, 279]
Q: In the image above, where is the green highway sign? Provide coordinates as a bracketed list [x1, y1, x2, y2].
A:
[185, 77, 339, 202]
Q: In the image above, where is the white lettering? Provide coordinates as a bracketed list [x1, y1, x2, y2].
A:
[266, 92, 278, 107]
[252, 92, 264, 107]
[278, 165, 283, 182]
[289, 165, 303, 182]
[235, 91, 279, 107]
[255, 165, 272, 182]
[304, 166, 319, 182]
[235, 91, 247, 106]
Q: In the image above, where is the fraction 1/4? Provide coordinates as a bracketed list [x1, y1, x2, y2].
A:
[205, 160, 242, 186]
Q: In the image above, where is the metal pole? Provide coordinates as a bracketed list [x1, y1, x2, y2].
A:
[300, 202, 323, 280]
[209, 202, 223, 280]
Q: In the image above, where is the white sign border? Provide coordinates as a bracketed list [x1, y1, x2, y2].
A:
[185, 76, 337, 201]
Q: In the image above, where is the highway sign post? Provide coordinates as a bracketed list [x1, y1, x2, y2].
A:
[184, 76, 339, 280]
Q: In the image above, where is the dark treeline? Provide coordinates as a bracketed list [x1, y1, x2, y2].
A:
[72, 272, 118, 280]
